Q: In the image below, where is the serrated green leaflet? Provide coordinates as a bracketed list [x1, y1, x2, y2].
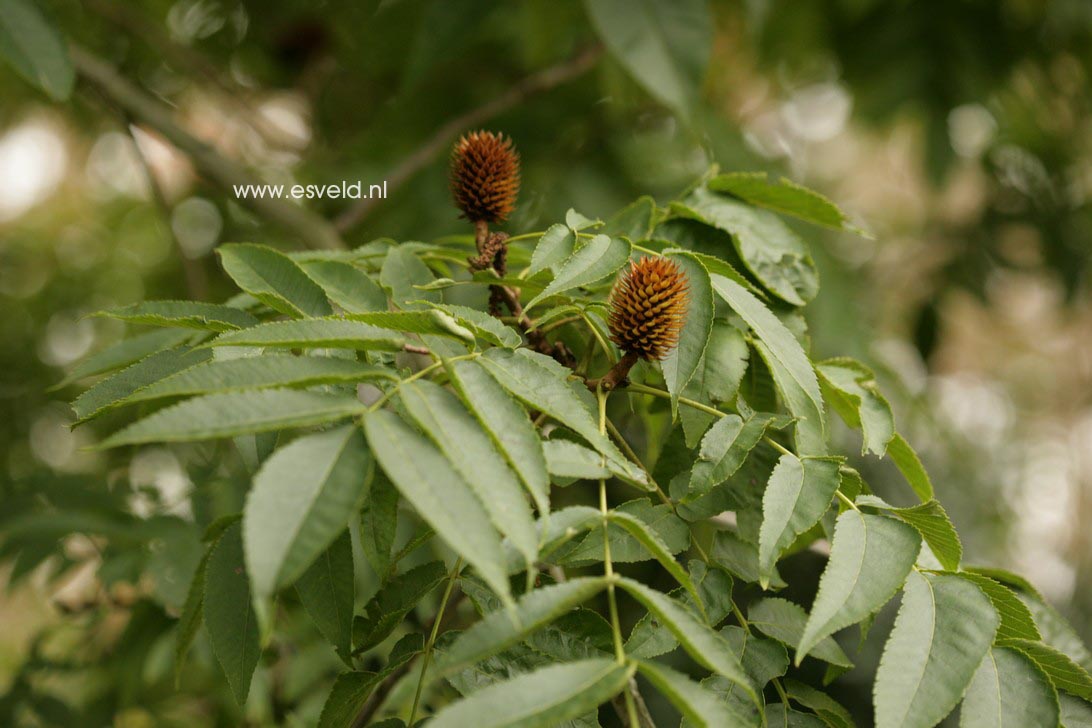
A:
[528, 223, 576, 276]
[295, 530, 354, 661]
[208, 318, 406, 350]
[363, 410, 512, 605]
[447, 359, 550, 515]
[478, 349, 646, 486]
[243, 425, 372, 597]
[433, 303, 522, 347]
[96, 300, 259, 332]
[53, 328, 195, 389]
[886, 433, 934, 501]
[380, 245, 440, 308]
[617, 577, 756, 706]
[344, 309, 474, 342]
[953, 572, 1040, 642]
[608, 510, 704, 616]
[874, 571, 999, 728]
[399, 379, 537, 566]
[435, 577, 611, 676]
[203, 522, 260, 706]
[710, 274, 825, 455]
[430, 658, 633, 728]
[299, 259, 387, 313]
[543, 439, 612, 480]
[661, 251, 714, 415]
[759, 454, 841, 586]
[638, 659, 752, 727]
[782, 678, 855, 728]
[797, 511, 921, 663]
[817, 358, 895, 457]
[353, 562, 446, 652]
[604, 196, 656, 239]
[857, 495, 962, 571]
[120, 356, 396, 405]
[960, 646, 1059, 728]
[218, 243, 332, 318]
[1000, 639, 1092, 700]
[99, 390, 367, 447]
[72, 345, 212, 423]
[688, 411, 780, 499]
[525, 234, 630, 311]
[707, 172, 867, 235]
[748, 598, 853, 669]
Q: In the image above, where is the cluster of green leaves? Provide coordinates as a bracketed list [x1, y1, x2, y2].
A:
[46, 170, 1092, 727]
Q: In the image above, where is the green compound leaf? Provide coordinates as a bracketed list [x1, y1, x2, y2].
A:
[448, 359, 550, 515]
[400, 379, 538, 567]
[748, 598, 853, 669]
[435, 577, 611, 676]
[886, 433, 935, 502]
[295, 530, 355, 662]
[528, 224, 576, 276]
[429, 658, 634, 728]
[203, 522, 260, 706]
[72, 346, 212, 423]
[874, 571, 999, 728]
[99, 390, 367, 447]
[244, 425, 372, 597]
[758, 454, 842, 587]
[797, 511, 921, 663]
[344, 310, 474, 342]
[218, 243, 332, 318]
[999, 639, 1092, 701]
[208, 319, 406, 351]
[363, 410, 512, 606]
[662, 251, 714, 414]
[525, 234, 631, 311]
[960, 646, 1059, 728]
[96, 300, 259, 332]
[710, 274, 825, 455]
[687, 411, 784, 500]
[857, 495, 962, 572]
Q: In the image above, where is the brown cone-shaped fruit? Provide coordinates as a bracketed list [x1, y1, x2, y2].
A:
[607, 256, 689, 361]
[449, 130, 520, 223]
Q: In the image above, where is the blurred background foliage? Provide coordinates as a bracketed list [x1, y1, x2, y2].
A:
[1, 0, 1090, 725]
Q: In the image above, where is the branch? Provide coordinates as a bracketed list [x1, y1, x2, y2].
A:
[334, 44, 604, 232]
[70, 44, 346, 250]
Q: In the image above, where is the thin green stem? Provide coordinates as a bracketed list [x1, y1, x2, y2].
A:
[408, 557, 463, 726]
[835, 489, 860, 511]
[367, 353, 479, 413]
[764, 436, 793, 458]
[581, 312, 616, 363]
[504, 230, 546, 244]
[604, 418, 672, 506]
[538, 315, 583, 334]
[625, 381, 724, 418]
[631, 243, 659, 256]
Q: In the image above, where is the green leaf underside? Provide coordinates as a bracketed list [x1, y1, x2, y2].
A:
[344, 309, 475, 341]
[174, 545, 213, 681]
[478, 349, 646, 486]
[448, 359, 550, 515]
[759, 454, 841, 586]
[782, 678, 856, 728]
[662, 251, 715, 413]
[99, 390, 368, 447]
[710, 274, 825, 455]
[748, 598, 853, 668]
[617, 577, 756, 706]
[317, 671, 381, 728]
[558, 500, 689, 566]
[608, 511, 704, 615]
[874, 571, 999, 728]
[55, 328, 194, 388]
[97, 300, 259, 331]
[960, 646, 1060, 728]
[400, 379, 538, 565]
[544, 439, 612, 480]
[218, 243, 332, 318]
[121, 356, 397, 405]
[525, 234, 631, 311]
[244, 425, 371, 597]
[429, 658, 634, 728]
[638, 659, 752, 727]
[203, 522, 260, 706]
[707, 173, 862, 233]
[528, 224, 576, 276]
[296, 530, 355, 660]
[627, 563, 734, 660]
[0, 0, 74, 100]
[209, 319, 406, 350]
[952, 573, 1040, 642]
[436, 577, 611, 676]
[797, 511, 921, 663]
[435, 303, 523, 347]
[857, 495, 961, 571]
[886, 433, 935, 501]
[363, 410, 512, 605]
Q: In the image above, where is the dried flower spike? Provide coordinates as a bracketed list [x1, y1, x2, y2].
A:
[608, 256, 689, 362]
[449, 130, 520, 224]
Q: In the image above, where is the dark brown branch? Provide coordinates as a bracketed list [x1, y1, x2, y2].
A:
[70, 44, 346, 250]
[586, 351, 639, 392]
[334, 44, 604, 232]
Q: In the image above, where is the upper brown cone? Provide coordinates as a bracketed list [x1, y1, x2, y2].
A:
[449, 130, 520, 223]
[607, 256, 689, 361]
